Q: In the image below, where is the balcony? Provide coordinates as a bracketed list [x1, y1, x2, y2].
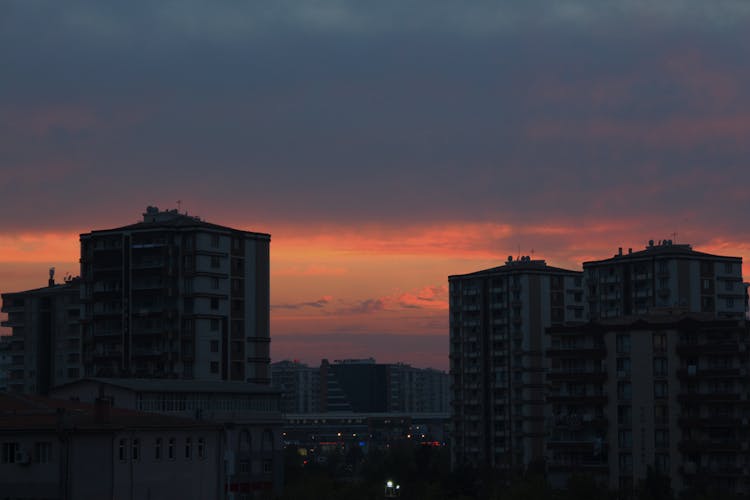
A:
[547, 371, 607, 382]
[680, 439, 741, 453]
[677, 367, 742, 379]
[676, 343, 739, 356]
[547, 347, 606, 358]
[547, 393, 607, 405]
[678, 392, 741, 403]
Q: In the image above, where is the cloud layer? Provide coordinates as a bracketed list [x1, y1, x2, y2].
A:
[2, 1, 750, 368]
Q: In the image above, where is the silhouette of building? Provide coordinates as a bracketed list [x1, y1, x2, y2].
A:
[584, 240, 745, 320]
[448, 257, 584, 471]
[546, 313, 750, 496]
[0, 272, 81, 394]
[271, 360, 320, 414]
[50, 377, 283, 496]
[271, 358, 450, 415]
[0, 391, 223, 499]
[78, 206, 271, 383]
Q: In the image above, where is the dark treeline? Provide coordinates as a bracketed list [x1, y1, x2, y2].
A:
[273, 443, 746, 500]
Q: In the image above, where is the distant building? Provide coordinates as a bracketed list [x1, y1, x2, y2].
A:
[449, 257, 585, 471]
[50, 377, 284, 496]
[78, 206, 271, 383]
[546, 313, 750, 496]
[0, 391, 222, 499]
[271, 358, 450, 415]
[0, 272, 81, 394]
[584, 240, 745, 320]
[270, 360, 320, 414]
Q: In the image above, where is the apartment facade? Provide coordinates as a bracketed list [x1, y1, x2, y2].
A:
[0, 274, 82, 394]
[546, 314, 750, 496]
[449, 257, 585, 471]
[584, 240, 745, 320]
[79, 206, 271, 383]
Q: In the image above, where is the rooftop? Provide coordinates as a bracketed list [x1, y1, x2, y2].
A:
[82, 206, 270, 239]
[0, 392, 218, 431]
[584, 239, 742, 265]
[450, 256, 581, 279]
[53, 377, 281, 395]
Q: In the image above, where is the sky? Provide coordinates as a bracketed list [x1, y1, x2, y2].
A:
[1, 1, 750, 370]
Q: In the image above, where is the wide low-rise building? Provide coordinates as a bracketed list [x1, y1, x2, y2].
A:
[0, 392, 223, 500]
[50, 377, 284, 496]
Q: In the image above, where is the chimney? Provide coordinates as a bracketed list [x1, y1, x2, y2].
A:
[628, 248, 632, 254]
[618, 247, 623, 256]
[48, 267, 55, 287]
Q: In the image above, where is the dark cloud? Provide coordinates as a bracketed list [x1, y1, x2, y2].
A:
[271, 296, 331, 310]
[1, 1, 749, 237]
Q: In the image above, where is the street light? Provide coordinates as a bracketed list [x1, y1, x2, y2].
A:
[385, 479, 400, 498]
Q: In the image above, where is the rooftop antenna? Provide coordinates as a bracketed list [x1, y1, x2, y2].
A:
[671, 231, 678, 243]
[531, 248, 535, 258]
[517, 243, 521, 261]
[176, 200, 182, 212]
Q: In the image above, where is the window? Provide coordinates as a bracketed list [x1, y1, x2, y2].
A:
[616, 334, 631, 354]
[211, 277, 220, 290]
[263, 459, 272, 474]
[210, 340, 219, 353]
[653, 358, 668, 377]
[211, 256, 220, 268]
[619, 453, 633, 473]
[211, 234, 220, 248]
[168, 438, 175, 460]
[210, 318, 220, 332]
[132, 439, 140, 461]
[655, 429, 669, 448]
[210, 361, 219, 374]
[617, 358, 631, 376]
[727, 298, 735, 308]
[655, 453, 669, 473]
[210, 298, 219, 310]
[654, 381, 668, 399]
[119, 439, 128, 461]
[654, 405, 668, 425]
[618, 429, 632, 449]
[617, 405, 632, 425]
[239, 460, 250, 474]
[185, 437, 192, 459]
[34, 442, 51, 464]
[725, 280, 733, 291]
[198, 438, 205, 459]
[618, 382, 632, 401]
[2, 442, 19, 463]
[155, 438, 162, 460]
[702, 279, 711, 290]
[653, 333, 667, 353]
[725, 263, 733, 273]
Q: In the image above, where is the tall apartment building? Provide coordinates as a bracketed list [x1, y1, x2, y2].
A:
[546, 314, 750, 496]
[449, 257, 585, 471]
[0, 273, 81, 394]
[585, 240, 746, 320]
[79, 207, 271, 383]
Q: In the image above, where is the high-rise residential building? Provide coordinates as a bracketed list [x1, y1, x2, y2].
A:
[584, 240, 746, 320]
[546, 313, 750, 496]
[0, 272, 81, 394]
[79, 207, 271, 383]
[449, 257, 585, 471]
